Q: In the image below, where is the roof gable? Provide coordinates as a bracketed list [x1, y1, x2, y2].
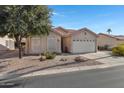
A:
[78, 27, 97, 37]
[53, 27, 97, 37]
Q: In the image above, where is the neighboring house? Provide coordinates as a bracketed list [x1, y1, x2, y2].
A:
[25, 27, 97, 54]
[0, 36, 15, 51]
[98, 33, 124, 48]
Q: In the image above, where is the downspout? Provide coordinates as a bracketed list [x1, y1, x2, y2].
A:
[95, 36, 98, 52]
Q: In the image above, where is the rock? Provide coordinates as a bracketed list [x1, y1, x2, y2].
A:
[74, 56, 88, 62]
[39, 56, 46, 61]
[60, 58, 67, 61]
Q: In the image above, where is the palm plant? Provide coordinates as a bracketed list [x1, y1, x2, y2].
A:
[107, 28, 112, 34]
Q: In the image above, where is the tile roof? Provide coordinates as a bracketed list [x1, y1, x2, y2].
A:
[114, 35, 124, 40]
[98, 33, 124, 40]
[53, 27, 71, 37]
[53, 26, 97, 37]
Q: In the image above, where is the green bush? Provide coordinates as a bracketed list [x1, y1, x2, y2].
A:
[112, 44, 124, 56]
[42, 52, 56, 59]
[98, 45, 109, 50]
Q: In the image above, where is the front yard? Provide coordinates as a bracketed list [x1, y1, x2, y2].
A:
[0, 54, 102, 76]
[0, 51, 124, 77]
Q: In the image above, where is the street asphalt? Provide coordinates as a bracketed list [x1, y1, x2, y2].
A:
[10, 65, 124, 88]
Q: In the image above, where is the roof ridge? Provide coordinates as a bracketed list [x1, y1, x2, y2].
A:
[55, 26, 70, 33]
[54, 27, 97, 37]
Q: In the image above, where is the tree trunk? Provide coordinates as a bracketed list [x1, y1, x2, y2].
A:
[15, 35, 19, 49]
[16, 36, 23, 59]
[19, 41, 22, 59]
[18, 40, 22, 59]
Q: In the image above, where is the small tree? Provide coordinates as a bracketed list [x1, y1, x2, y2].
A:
[0, 5, 52, 59]
[107, 28, 112, 34]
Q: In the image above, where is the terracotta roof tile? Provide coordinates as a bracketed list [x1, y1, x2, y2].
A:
[98, 33, 124, 40]
[53, 27, 71, 37]
[115, 35, 124, 40]
[53, 27, 97, 37]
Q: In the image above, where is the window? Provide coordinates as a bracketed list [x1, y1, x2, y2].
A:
[84, 32, 87, 35]
[73, 40, 75, 41]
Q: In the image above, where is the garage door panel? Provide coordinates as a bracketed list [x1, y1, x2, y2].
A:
[31, 37, 46, 54]
[31, 38, 40, 54]
[47, 38, 58, 53]
[72, 40, 95, 53]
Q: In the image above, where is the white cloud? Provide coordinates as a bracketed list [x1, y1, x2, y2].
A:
[52, 12, 58, 15]
[52, 12, 65, 17]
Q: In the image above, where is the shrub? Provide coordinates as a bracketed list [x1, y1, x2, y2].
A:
[98, 45, 109, 51]
[112, 47, 119, 55]
[112, 44, 124, 56]
[53, 52, 61, 55]
[42, 52, 56, 59]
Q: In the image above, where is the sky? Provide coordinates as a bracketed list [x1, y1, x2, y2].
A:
[48, 5, 124, 35]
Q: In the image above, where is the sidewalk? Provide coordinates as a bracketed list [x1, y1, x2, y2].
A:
[22, 60, 124, 78]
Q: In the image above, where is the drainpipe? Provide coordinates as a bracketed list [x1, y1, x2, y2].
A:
[95, 37, 98, 52]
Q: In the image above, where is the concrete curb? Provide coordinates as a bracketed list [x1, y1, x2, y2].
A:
[21, 63, 124, 78]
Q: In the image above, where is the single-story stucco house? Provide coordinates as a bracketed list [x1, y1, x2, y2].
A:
[25, 27, 97, 54]
[0, 36, 15, 51]
[98, 33, 124, 48]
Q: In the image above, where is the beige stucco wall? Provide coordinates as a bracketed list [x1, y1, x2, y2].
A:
[0, 36, 15, 51]
[62, 36, 72, 53]
[97, 35, 119, 48]
[25, 37, 30, 54]
[72, 31, 96, 40]
[117, 40, 124, 45]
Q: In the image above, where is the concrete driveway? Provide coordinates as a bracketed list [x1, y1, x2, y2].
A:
[82, 51, 124, 65]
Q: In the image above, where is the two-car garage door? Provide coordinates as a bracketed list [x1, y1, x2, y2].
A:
[30, 37, 61, 54]
[47, 38, 58, 53]
[72, 40, 96, 53]
[30, 37, 47, 54]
